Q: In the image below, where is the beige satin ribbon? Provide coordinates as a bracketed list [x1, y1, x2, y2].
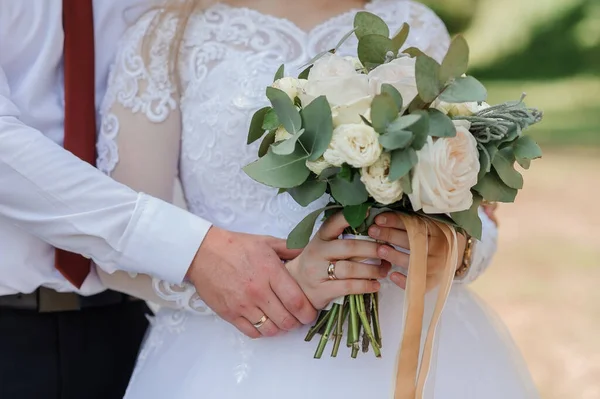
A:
[394, 215, 459, 399]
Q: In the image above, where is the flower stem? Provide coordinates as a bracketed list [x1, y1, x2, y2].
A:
[314, 304, 339, 359]
[349, 295, 359, 355]
[371, 292, 382, 348]
[331, 299, 347, 357]
[357, 294, 381, 357]
[305, 309, 329, 342]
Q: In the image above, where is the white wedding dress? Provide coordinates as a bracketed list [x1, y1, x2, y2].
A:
[96, 1, 540, 398]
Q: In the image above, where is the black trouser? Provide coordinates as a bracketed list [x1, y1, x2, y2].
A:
[0, 301, 150, 399]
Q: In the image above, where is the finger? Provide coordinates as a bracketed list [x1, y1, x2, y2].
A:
[390, 271, 407, 289]
[317, 212, 350, 241]
[377, 245, 410, 268]
[243, 307, 280, 337]
[374, 212, 406, 230]
[380, 260, 392, 278]
[369, 225, 410, 250]
[328, 279, 380, 298]
[232, 317, 262, 339]
[259, 290, 301, 332]
[332, 260, 386, 281]
[267, 237, 302, 260]
[323, 239, 380, 260]
[271, 268, 317, 325]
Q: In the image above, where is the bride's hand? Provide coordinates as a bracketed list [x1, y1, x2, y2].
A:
[367, 212, 467, 289]
[285, 212, 390, 310]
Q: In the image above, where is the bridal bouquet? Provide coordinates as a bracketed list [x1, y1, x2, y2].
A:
[244, 12, 542, 361]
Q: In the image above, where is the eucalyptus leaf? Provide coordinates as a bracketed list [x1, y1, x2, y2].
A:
[353, 11, 390, 40]
[272, 129, 305, 156]
[391, 23, 410, 53]
[300, 50, 330, 70]
[492, 147, 524, 190]
[440, 35, 469, 84]
[343, 203, 371, 229]
[407, 110, 429, 150]
[318, 167, 341, 180]
[288, 179, 327, 207]
[261, 108, 280, 131]
[329, 175, 369, 206]
[400, 174, 413, 194]
[244, 147, 310, 188]
[415, 55, 443, 103]
[380, 83, 403, 110]
[273, 64, 285, 82]
[407, 94, 428, 113]
[451, 193, 483, 240]
[403, 47, 426, 58]
[298, 65, 312, 80]
[379, 129, 413, 150]
[388, 114, 422, 131]
[277, 188, 287, 195]
[513, 136, 542, 161]
[258, 130, 276, 157]
[477, 146, 491, 183]
[517, 157, 531, 170]
[339, 164, 353, 182]
[300, 96, 334, 161]
[247, 107, 270, 144]
[439, 76, 487, 103]
[357, 34, 393, 68]
[287, 205, 342, 249]
[389, 147, 418, 181]
[371, 93, 399, 133]
[360, 114, 373, 127]
[266, 87, 302, 134]
[427, 109, 456, 137]
[473, 171, 518, 203]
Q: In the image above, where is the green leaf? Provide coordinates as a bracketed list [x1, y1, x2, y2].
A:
[244, 147, 310, 188]
[380, 83, 403, 110]
[403, 47, 426, 58]
[329, 175, 369, 206]
[298, 65, 312, 80]
[318, 167, 341, 180]
[407, 94, 428, 113]
[440, 35, 469, 84]
[415, 55, 443, 103]
[273, 64, 285, 82]
[353, 11, 390, 40]
[379, 129, 413, 150]
[288, 178, 327, 207]
[343, 203, 371, 229]
[389, 147, 418, 181]
[339, 163, 353, 182]
[473, 171, 518, 203]
[261, 108, 280, 131]
[300, 50, 330, 70]
[371, 93, 399, 133]
[258, 130, 276, 157]
[517, 157, 531, 170]
[287, 205, 342, 249]
[439, 76, 487, 103]
[272, 129, 305, 156]
[299, 96, 334, 161]
[407, 110, 430, 150]
[360, 114, 373, 127]
[492, 147, 524, 190]
[247, 107, 270, 144]
[427, 109, 456, 137]
[451, 193, 483, 240]
[277, 188, 287, 195]
[357, 34, 393, 67]
[513, 136, 542, 162]
[399, 173, 413, 194]
[391, 23, 410, 53]
[388, 114, 422, 131]
[266, 87, 302, 134]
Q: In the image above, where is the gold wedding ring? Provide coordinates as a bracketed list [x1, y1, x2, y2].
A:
[327, 262, 338, 280]
[253, 315, 268, 329]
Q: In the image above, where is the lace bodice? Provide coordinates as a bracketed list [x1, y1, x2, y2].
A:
[96, 0, 496, 314]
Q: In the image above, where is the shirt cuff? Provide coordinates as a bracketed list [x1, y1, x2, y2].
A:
[117, 194, 212, 284]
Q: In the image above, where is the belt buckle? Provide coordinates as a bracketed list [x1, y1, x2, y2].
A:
[38, 287, 81, 313]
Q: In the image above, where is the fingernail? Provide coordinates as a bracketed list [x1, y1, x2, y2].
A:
[378, 246, 388, 257]
[372, 281, 381, 291]
[377, 216, 387, 225]
[380, 268, 389, 278]
[370, 226, 380, 237]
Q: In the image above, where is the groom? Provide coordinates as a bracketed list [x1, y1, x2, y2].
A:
[0, 1, 316, 398]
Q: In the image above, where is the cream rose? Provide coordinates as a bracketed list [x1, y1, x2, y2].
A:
[323, 124, 382, 168]
[409, 121, 480, 214]
[368, 57, 418, 106]
[272, 77, 307, 100]
[434, 100, 490, 117]
[274, 126, 292, 142]
[306, 157, 333, 176]
[360, 152, 404, 205]
[343, 56, 364, 71]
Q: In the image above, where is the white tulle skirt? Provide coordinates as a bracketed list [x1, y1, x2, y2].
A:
[124, 283, 539, 399]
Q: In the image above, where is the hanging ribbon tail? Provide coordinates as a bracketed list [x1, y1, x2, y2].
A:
[393, 216, 459, 399]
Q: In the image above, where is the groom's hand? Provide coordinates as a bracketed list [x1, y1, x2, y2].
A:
[186, 226, 317, 338]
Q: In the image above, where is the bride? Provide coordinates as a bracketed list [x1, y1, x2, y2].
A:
[96, 0, 539, 397]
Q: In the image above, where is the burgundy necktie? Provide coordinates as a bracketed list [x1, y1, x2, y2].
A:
[55, 0, 96, 288]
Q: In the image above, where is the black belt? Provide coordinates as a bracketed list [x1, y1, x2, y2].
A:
[0, 287, 139, 313]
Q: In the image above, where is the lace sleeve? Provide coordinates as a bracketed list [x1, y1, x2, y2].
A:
[95, 12, 213, 316]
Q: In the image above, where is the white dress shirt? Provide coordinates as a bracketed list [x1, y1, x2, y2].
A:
[0, 0, 212, 296]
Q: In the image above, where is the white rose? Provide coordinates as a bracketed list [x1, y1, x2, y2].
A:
[309, 53, 357, 80]
[272, 77, 307, 100]
[409, 121, 480, 214]
[434, 100, 490, 117]
[323, 124, 382, 168]
[343, 56, 364, 71]
[368, 57, 418, 106]
[274, 126, 292, 142]
[331, 96, 373, 127]
[360, 152, 404, 205]
[306, 157, 333, 175]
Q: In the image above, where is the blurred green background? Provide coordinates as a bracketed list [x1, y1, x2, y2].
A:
[422, 1, 600, 398]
